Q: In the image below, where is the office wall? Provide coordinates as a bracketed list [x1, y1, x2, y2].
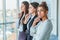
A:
[50, 0, 57, 35]
[58, 0, 60, 40]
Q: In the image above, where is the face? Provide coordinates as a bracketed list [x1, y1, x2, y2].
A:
[21, 3, 26, 12]
[29, 4, 36, 14]
[37, 7, 47, 18]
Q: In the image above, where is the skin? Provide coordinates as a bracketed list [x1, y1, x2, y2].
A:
[32, 17, 40, 26]
[21, 3, 26, 13]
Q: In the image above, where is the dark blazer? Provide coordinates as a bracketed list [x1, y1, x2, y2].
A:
[27, 15, 37, 40]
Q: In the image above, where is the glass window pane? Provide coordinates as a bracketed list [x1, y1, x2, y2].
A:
[0, 0, 3, 10]
[6, 0, 17, 10]
[6, 23, 16, 40]
[6, 0, 18, 22]
[6, 0, 17, 40]
[0, 25, 3, 40]
[0, 11, 3, 23]
[6, 9, 18, 22]
[0, 0, 3, 23]
[0, 0, 3, 40]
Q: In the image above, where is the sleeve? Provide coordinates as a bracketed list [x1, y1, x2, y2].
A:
[16, 19, 19, 28]
[33, 22, 53, 40]
[30, 26, 36, 37]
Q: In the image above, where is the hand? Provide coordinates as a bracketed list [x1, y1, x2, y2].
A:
[24, 14, 29, 24]
[34, 17, 40, 22]
[25, 14, 29, 19]
[32, 17, 40, 26]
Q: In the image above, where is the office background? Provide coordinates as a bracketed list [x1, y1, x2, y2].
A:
[0, 0, 59, 40]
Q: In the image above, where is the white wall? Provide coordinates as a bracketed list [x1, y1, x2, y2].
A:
[30, 0, 41, 3]
[58, 0, 60, 40]
[50, 0, 57, 35]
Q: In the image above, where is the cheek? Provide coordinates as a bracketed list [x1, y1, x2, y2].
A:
[31, 8, 34, 11]
[40, 12, 45, 17]
[21, 7, 25, 11]
[29, 8, 34, 13]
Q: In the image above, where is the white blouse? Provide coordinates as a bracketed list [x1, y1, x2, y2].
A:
[32, 19, 53, 40]
[16, 14, 25, 32]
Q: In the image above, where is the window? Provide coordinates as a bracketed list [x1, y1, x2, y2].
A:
[6, 0, 17, 40]
[0, 0, 58, 40]
[0, 0, 3, 40]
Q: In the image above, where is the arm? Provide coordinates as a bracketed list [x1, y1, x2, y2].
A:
[32, 17, 40, 27]
[33, 22, 53, 40]
[30, 26, 36, 36]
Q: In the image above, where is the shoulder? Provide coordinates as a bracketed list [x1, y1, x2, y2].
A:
[45, 19, 53, 29]
[46, 19, 52, 26]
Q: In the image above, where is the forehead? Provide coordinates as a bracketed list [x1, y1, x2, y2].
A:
[29, 4, 33, 7]
[37, 7, 44, 10]
[29, 4, 35, 9]
[21, 3, 25, 6]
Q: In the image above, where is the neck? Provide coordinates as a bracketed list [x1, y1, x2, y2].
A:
[42, 16, 48, 21]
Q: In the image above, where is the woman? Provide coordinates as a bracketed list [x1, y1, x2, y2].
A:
[24, 2, 39, 40]
[17, 1, 29, 40]
[32, 2, 53, 40]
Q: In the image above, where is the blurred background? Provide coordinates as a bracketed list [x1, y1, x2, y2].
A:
[0, 0, 60, 40]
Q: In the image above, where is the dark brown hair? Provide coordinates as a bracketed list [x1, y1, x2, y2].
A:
[30, 2, 39, 14]
[22, 1, 29, 14]
[30, 2, 39, 9]
[21, 1, 29, 25]
[38, 2, 48, 11]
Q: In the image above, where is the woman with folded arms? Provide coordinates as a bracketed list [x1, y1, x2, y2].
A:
[31, 2, 53, 40]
